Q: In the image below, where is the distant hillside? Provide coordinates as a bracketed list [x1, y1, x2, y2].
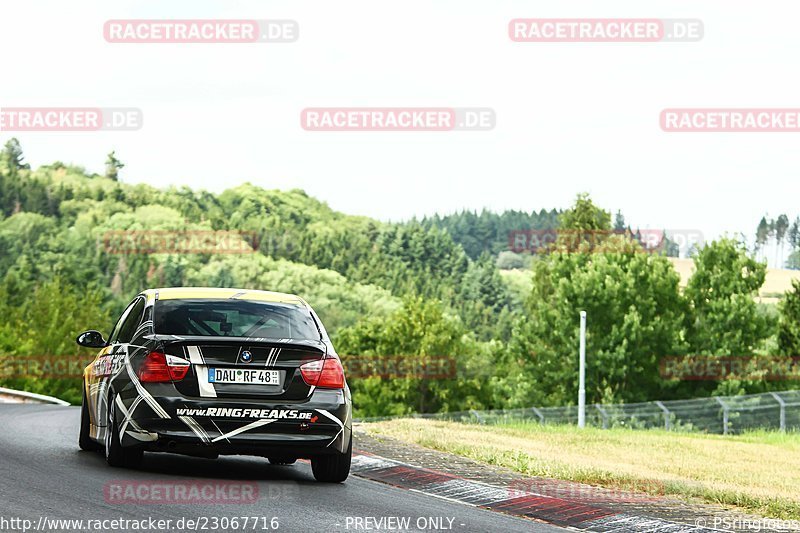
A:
[0, 151, 517, 338]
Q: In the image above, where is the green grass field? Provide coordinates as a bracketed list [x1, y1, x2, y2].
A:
[363, 419, 800, 519]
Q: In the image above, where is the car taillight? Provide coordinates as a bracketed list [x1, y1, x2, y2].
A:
[299, 357, 345, 389]
[138, 352, 190, 383]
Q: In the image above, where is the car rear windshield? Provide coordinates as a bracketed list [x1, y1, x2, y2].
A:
[154, 299, 321, 340]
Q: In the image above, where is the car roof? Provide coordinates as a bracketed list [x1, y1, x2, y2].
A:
[141, 287, 306, 306]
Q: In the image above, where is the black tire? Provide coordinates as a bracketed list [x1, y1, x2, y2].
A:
[268, 457, 297, 465]
[79, 384, 100, 451]
[311, 435, 351, 482]
[105, 393, 143, 468]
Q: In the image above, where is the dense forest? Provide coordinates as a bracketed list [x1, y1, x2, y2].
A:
[419, 209, 561, 259]
[1, 138, 799, 415]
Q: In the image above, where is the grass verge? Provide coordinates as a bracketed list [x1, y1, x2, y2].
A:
[363, 419, 800, 519]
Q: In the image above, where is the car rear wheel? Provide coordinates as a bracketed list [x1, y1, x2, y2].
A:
[268, 457, 297, 465]
[311, 435, 351, 482]
[105, 393, 143, 468]
[79, 384, 100, 451]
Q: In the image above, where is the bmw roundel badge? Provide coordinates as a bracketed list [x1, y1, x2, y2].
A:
[241, 350, 253, 363]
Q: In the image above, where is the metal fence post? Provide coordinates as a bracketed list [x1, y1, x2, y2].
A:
[595, 404, 608, 429]
[714, 397, 729, 435]
[578, 311, 587, 428]
[769, 392, 787, 432]
[469, 409, 485, 425]
[655, 401, 671, 431]
[531, 406, 545, 424]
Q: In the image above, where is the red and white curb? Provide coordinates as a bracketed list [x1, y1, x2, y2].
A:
[351, 453, 722, 532]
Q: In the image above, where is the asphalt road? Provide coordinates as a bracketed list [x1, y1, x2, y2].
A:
[0, 404, 564, 533]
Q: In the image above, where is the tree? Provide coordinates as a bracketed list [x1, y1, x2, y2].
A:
[755, 216, 770, 261]
[789, 217, 800, 248]
[105, 151, 125, 181]
[496, 251, 526, 270]
[504, 250, 687, 406]
[0, 276, 112, 405]
[559, 193, 611, 232]
[778, 280, 800, 355]
[1, 138, 30, 171]
[458, 252, 514, 340]
[334, 297, 490, 416]
[788, 250, 800, 271]
[788, 217, 800, 268]
[661, 233, 681, 257]
[684, 238, 769, 356]
[614, 210, 626, 232]
[775, 214, 789, 267]
[767, 218, 776, 265]
[420, 208, 561, 260]
[460, 253, 510, 311]
[555, 193, 612, 253]
[500, 194, 686, 406]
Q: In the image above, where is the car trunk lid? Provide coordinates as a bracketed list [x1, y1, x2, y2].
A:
[146, 335, 326, 401]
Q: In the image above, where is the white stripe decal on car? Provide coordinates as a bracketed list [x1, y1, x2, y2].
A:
[209, 418, 227, 443]
[323, 408, 350, 447]
[118, 395, 144, 435]
[196, 365, 217, 398]
[186, 345, 204, 365]
[264, 347, 276, 367]
[124, 352, 170, 419]
[188, 346, 217, 398]
[211, 419, 276, 443]
[178, 415, 210, 443]
[124, 429, 158, 442]
[316, 409, 344, 429]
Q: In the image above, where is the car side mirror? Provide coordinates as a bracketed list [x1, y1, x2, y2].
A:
[76, 330, 108, 348]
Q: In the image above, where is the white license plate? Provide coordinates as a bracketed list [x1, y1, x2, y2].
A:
[208, 368, 280, 385]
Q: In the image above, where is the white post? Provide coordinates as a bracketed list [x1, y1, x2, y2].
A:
[655, 401, 671, 431]
[578, 310, 587, 428]
[769, 392, 786, 432]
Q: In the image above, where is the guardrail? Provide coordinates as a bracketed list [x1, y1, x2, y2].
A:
[0, 386, 70, 406]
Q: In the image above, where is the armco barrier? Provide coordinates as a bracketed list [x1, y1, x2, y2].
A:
[0, 386, 70, 406]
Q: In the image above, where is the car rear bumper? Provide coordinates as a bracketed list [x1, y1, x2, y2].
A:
[117, 387, 352, 456]
[135, 429, 351, 458]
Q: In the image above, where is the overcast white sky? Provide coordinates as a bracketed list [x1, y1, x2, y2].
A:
[1, 1, 798, 256]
